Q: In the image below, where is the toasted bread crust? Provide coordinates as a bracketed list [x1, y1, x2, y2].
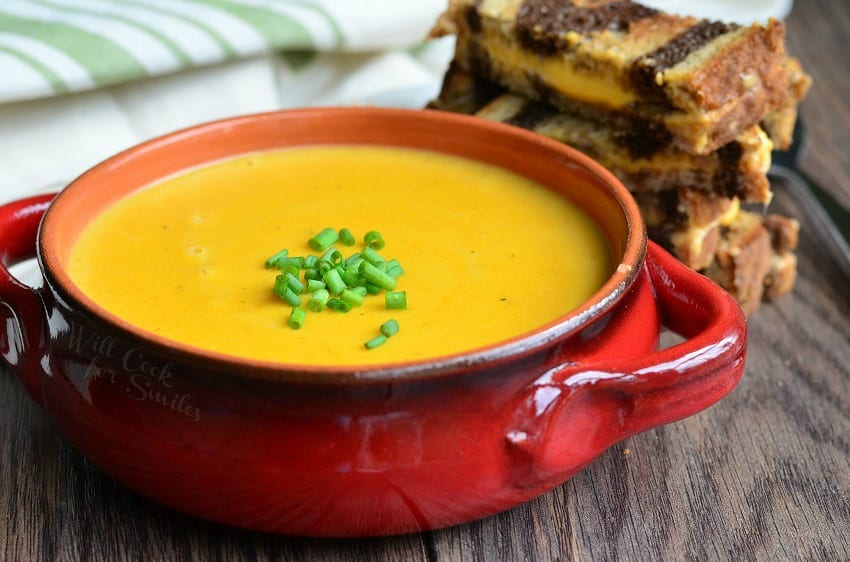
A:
[429, 1, 804, 312]
[638, 189, 739, 270]
[431, 64, 774, 203]
[702, 211, 799, 313]
[434, 0, 791, 154]
[760, 57, 812, 149]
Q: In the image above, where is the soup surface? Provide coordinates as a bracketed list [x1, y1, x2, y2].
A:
[69, 146, 612, 366]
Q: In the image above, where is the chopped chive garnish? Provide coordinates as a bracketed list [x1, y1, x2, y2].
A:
[323, 268, 347, 295]
[386, 259, 404, 277]
[364, 335, 387, 349]
[380, 319, 399, 338]
[327, 298, 352, 313]
[308, 289, 329, 312]
[364, 283, 382, 295]
[309, 228, 339, 252]
[273, 275, 288, 297]
[265, 249, 288, 269]
[364, 231, 385, 250]
[285, 272, 305, 294]
[281, 287, 301, 307]
[361, 246, 385, 266]
[339, 228, 356, 246]
[288, 307, 306, 329]
[341, 269, 362, 287]
[306, 279, 326, 293]
[341, 288, 365, 308]
[277, 256, 304, 270]
[322, 247, 342, 265]
[385, 291, 407, 310]
[359, 262, 397, 291]
[266, 228, 406, 345]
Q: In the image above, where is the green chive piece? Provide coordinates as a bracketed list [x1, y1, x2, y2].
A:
[387, 264, 404, 278]
[285, 272, 305, 294]
[327, 298, 352, 313]
[273, 275, 288, 297]
[304, 255, 319, 268]
[304, 268, 321, 281]
[288, 307, 306, 329]
[322, 268, 347, 295]
[346, 257, 364, 271]
[345, 252, 362, 266]
[385, 291, 407, 310]
[364, 231, 385, 250]
[364, 335, 387, 349]
[364, 283, 382, 295]
[281, 264, 299, 277]
[341, 269, 362, 287]
[360, 262, 397, 291]
[277, 256, 304, 270]
[380, 319, 400, 338]
[281, 287, 301, 307]
[352, 286, 368, 297]
[341, 288, 365, 307]
[306, 279, 326, 293]
[361, 246, 385, 266]
[309, 228, 338, 252]
[322, 247, 343, 265]
[339, 228, 356, 246]
[265, 248, 288, 269]
[308, 289, 329, 312]
[318, 260, 333, 273]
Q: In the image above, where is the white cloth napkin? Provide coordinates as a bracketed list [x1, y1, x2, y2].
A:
[0, 0, 453, 202]
[0, 0, 792, 203]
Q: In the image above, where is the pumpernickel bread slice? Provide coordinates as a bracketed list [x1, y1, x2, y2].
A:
[431, 0, 792, 154]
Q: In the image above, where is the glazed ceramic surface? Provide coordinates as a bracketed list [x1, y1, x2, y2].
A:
[0, 109, 746, 536]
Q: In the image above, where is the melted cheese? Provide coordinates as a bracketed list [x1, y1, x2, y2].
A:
[482, 35, 637, 108]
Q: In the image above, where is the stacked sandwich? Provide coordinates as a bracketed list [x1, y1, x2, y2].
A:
[428, 0, 811, 313]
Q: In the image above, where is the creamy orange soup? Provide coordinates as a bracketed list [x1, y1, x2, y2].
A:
[69, 146, 612, 366]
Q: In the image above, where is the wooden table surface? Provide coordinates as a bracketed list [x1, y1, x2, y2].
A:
[2, 2, 848, 560]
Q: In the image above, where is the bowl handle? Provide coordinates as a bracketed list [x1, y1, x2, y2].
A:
[505, 241, 747, 484]
[0, 194, 55, 406]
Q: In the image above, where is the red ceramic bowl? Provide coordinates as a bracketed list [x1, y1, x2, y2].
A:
[0, 108, 746, 537]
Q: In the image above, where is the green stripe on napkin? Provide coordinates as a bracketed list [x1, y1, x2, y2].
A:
[191, 0, 314, 49]
[0, 11, 146, 87]
[283, 0, 345, 47]
[113, 0, 239, 58]
[31, 0, 193, 66]
[0, 44, 68, 93]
